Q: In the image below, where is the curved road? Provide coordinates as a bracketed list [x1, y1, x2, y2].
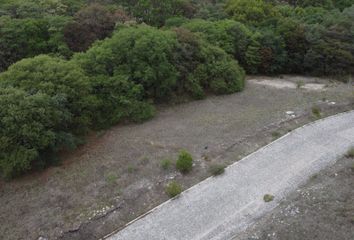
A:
[106, 111, 354, 240]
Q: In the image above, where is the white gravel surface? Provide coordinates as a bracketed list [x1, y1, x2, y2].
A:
[106, 111, 354, 240]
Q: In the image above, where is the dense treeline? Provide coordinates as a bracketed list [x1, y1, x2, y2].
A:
[0, 0, 353, 178]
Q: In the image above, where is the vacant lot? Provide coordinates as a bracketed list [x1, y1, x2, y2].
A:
[235, 155, 354, 240]
[0, 76, 353, 240]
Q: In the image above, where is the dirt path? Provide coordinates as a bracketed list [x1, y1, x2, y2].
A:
[0, 76, 353, 240]
[106, 111, 354, 240]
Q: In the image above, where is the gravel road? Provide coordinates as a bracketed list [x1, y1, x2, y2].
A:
[106, 111, 354, 240]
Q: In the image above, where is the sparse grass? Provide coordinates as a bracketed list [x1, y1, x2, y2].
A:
[296, 80, 305, 89]
[312, 106, 321, 118]
[140, 156, 149, 165]
[346, 148, 354, 158]
[127, 165, 138, 173]
[105, 174, 118, 184]
[271, 131, 281, 139]
[209, 164, 226, 176]
[176, 150, 193, 174]
[263, 194, 274, 202]
[165, 181, 182, 198]
[160, 159, 172, 170]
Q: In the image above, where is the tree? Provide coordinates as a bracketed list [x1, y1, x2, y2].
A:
[0, 16, 71, 72]
[131, 0, 190, 26]
[0, 88, 72, 178]
[63, 3, 131, 52]
[0, 55, 98, 177]
[181, 19, 254, 69]
[225, 0, 279, 26]
[0, 55, 94, 132]
[74, 25, 179, 100]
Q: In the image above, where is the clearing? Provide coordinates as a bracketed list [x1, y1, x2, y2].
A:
[0, 75, 353, 240]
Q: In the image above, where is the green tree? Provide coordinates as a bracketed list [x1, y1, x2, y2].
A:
[0, 88, 73, 178]
[74, 25, 179, 100]
[0, 16, 71, 72]
[225, 0, 279, 26]
[0, 55, 94, 132]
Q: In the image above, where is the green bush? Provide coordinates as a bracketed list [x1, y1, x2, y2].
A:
[209, 164, 226, 176]
[263, 194, 275, 202]
[0, 15, 72, 72]
[0, 55, 94, 178]
[181, 19, 254, 66]
[165, 181, 182, 198]
[312, 106, 322, 118]
[74, 25, 179, 100]
[346, 148, 354, 158]
[176, 150, 193, 173]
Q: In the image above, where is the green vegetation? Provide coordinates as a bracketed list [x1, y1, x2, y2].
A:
[0, 0, 353, 178]
[263, 194, 275, 202]
[165, 181, 183, 198]
[346, 148, 354, 158]
[106, 174, 118, 184]
[161, 159, 172, 170]
[312, 106, 322, 118]
[176, 150, 193, 173]
[209, 164, 226, 176]
[271, 131, 282, 139]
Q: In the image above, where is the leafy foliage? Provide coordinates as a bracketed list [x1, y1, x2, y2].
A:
[0, 55, 93, 177]
[165, 181, 182, 197]
[176, 150, 193, 173]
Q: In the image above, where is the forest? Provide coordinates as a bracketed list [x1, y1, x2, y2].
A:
[0, 0, 353, 178]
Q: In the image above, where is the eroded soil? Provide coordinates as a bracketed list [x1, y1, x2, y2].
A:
[0, 76, 353, 240]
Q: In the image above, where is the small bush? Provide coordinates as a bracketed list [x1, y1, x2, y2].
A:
[161, 159, 172, 170]
[346, 148, 354, 158]
[312, 106, 321, 118]
[263, 194, 274, 202]
[209, 164, 226, 176]
[271, 131, 281, 139]
[176, 150, 193, 173]
[165, 181, 182, 198]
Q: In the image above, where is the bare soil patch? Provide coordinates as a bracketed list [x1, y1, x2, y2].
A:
[235, 156, 354, 240]
[0, 76, 353, 240]
[248, 75, 336, 91]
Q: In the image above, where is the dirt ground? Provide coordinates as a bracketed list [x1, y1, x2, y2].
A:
[235, 156, 354, 240]
[0, 75, 353, 240]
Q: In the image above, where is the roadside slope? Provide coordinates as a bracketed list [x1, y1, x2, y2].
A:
[107, 111, 354, 240]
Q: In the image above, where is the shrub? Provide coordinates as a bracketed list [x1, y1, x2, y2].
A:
[312, 106, 321, 118]
[176, 150, 193, 173]
[181, 19, 254, 67]
[0, 55, 94, 178]
[346, 148, 354, 158]
[0, 88, 74, 178]
[0, 16, 72, 72]
[161, 159, 172, 170]
[74, 25, 179, 100]
[263, 194, 274, 202]
[165, 181, 182, 198]
[209, 164, 226, 176]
